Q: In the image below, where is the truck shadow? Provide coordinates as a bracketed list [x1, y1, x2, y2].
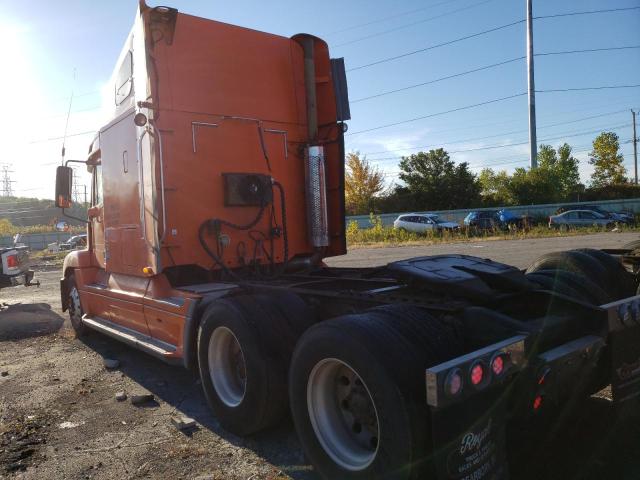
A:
[79, 333, 315, 479]
[0, 303, 65, 341]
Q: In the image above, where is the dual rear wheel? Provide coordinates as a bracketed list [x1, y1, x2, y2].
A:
[198, 299, 463, 479]
[526, 248, 636, 303]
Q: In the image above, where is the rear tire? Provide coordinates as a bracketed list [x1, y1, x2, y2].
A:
[574, 248, 636, 299]
[526, 250, 617, 302]
[525, 269, 610, 305]
[289, 305, 463, 480]
[197, 293, 312, 436]
[67, 274, 88, 337]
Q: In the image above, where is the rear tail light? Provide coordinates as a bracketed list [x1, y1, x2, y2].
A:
[425, 335, 527, 408]
[491, 353, 505, 376]
[470, 361, 486, 387]
[6, 254, 18, 268]
[444, 368, 463, 397]
[533, 395, 544, 411]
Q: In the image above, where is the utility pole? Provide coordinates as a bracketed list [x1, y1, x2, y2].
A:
[526, 0, 537, 168]
[633, 109, 638, 185]
[0, 165, 15, 197]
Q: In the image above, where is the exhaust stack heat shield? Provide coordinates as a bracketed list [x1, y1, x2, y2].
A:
[305, 145, 329, 247]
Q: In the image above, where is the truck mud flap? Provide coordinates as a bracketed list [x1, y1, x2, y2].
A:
[605, 296, 640, 403]
[431, 392, 508, 480]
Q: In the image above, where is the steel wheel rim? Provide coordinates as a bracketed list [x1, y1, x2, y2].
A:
[208, 326, 247, 407]
[307, 358, 380, 471]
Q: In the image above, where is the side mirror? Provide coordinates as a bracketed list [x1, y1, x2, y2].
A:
[55, 166, 73, 208]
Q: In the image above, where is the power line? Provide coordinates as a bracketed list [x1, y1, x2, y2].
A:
[347, 92, 527, 136]
[350, 46, 640, 104]
[383, 143, 636, 175]
[362, 109, 630, 157]
[349, 85, 638, 137]
[351, 57, 524, 103]
[536, 45, 640, 57]
[534, 5, 640, 20]
[28, 130, 95, 144]
[537, 84, 640, 93]
[347, 19, 525, 72]
[347, 6, 639, 72]
[333, 0, 497, 48]
[350, 98, 639, 152]
[369, 123, 632, 163]
[467, 144, 636, 170]
[45, 105, 102, 119]
[324, 0, 464, 36]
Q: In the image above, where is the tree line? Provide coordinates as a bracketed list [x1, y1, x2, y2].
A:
[345, 131, 636, 215]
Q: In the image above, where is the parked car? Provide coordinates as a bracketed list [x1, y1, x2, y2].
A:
[556, 204, 634, 224]
[464, 209, 529, 231]
[393, 213, 459, 233]
[549, 209, 615, 229]
[463, 210, 499, 230]
[60, 234, 88, 251]
[496, 209, 532, 230]
[0, 246, 36, 289]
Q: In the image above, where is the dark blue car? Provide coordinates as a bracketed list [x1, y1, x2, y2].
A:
[464, 209, 529, 230]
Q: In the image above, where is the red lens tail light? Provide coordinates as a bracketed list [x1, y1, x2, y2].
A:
[533, 395, 543, 411]
[470, 362, 485, 386]
[491, 355, 505, 376]
[6, 254, 18, 268]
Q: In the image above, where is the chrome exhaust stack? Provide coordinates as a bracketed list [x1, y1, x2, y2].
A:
[305, 146, 329, 247]
[300, 35, 329, 248]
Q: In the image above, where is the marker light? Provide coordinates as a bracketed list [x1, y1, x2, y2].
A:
[470, 362, 485, 386]
[491, 354, 505, 376]
[533, 395, 543, 411]
[134, 112, 148, 127]
[444, 368, 463, 397]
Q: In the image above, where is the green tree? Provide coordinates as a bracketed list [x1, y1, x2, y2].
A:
[478, 168, 512, 205]
[537, 143, 580, 198]
[589, 132, 626, 187]
[507, 166, 562, 205]
[398, 148, 480, 210]
[344, 152, 386, 215]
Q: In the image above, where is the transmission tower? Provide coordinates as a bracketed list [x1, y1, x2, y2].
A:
[70, 169, 88, 206]
[1, 164, 15, 197]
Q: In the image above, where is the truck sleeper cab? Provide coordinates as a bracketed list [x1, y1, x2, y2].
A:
[55, 3, 640, 479]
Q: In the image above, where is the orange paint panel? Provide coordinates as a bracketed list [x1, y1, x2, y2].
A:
[144, 305, 184, 348]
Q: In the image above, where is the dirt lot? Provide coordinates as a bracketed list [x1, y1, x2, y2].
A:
[1, 234, 640, 479]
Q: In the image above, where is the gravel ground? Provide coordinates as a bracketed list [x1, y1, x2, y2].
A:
[1, 232, 639, 479]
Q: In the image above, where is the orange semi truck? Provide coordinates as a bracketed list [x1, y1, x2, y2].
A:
[55, 3, 640, 479]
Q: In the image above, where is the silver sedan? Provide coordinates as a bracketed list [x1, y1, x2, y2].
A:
[549, 210, 616, 230]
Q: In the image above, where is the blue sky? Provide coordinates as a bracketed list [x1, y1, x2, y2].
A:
[0, 0, 638, 199]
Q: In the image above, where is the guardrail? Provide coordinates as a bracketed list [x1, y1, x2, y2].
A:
[346, 198, 640, 228]
[0, 232, 73, 250]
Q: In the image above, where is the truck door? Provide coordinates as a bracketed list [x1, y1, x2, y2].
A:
[82, 109, 152, 336]
[100, 109, 148, 274]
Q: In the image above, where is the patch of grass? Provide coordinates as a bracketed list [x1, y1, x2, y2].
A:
[346, 215, 639, 247]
